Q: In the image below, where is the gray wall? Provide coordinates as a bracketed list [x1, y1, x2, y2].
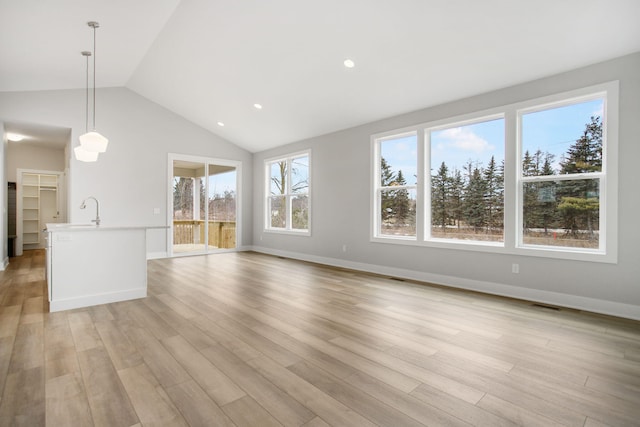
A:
[253, 52, 640, 319]
[6, 144, 65, 182]
[0, 87, 253, 257]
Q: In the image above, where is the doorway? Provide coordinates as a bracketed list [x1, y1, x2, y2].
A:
[169, 154, 240, 256]
[16, 169, 65, 255]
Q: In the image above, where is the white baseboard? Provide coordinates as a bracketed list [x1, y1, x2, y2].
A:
[49, 288, 147, 312]
[1, 257, 8, 271]
[251, 245, 640, 321]
[147, 251, 168, 260]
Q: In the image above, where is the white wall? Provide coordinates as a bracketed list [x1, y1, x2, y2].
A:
[1, 122, 7, 268]
[253, 52, 640, 320]
[0, 87, 253, 257]
[6, 144, 65, 182]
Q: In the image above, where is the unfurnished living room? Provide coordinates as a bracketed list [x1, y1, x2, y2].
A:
[1, 1, 639, 426]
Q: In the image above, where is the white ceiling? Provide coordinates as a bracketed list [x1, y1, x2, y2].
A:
[2, 0, 640, 153]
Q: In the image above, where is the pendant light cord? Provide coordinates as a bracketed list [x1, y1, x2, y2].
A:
[92, 23, 97, 131]
[81, 51, 91, 134]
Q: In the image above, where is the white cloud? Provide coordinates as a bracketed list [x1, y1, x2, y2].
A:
[437, 127, 495, 154]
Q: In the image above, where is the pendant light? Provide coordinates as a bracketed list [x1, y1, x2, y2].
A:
[79, 21, 108, 153]
[75, 50, 99, 162]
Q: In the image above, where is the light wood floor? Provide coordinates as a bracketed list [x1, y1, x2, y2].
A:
[1, 250, 639, 426]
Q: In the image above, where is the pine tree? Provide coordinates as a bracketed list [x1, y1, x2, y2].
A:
[380, 157, 396, 223]
[431, 162, 449, 230]
[450, 169, 464, 230]
[483, 156, 502, 232]
[394, 170, 411, 226]
[464, 163, 487, 232]
[538, 153, 557, 233]
[560, 116, 602, 174]
[558, 116, 602, 236]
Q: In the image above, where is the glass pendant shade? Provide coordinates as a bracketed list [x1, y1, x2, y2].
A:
[79, 130, 108, 153]
[74, 145, 99, 162]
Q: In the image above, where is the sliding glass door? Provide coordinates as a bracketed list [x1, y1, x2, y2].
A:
[170, 155, 240, 256]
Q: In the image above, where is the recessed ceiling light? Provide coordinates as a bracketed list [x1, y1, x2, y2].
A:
[344, 59, 355, 68]
[7, 133, 25, 142]
[254, 103, 263, 110]
[217, 122, 225, 127]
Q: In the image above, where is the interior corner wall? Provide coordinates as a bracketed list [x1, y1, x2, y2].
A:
[0, 87, 253, 257]
[1, 121, 7, 269]
[252, 52, 640, 320]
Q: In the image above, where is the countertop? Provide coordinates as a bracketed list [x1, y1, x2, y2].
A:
[46, 223, 169, 232]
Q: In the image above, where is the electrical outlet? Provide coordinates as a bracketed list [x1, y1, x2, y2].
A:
[512, 263, 519, 274]
[342, 244, 347, 253]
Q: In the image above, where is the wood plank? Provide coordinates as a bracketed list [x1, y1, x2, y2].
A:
[201, 343, 315, 426]
[94, 320, 144, 371]
[343, 369, 470, 426]
[288, 360, 426, 427]
[77, 347, 139, 427]
[117, 363, 188, 427]
[45, 372, 93, 427]
[119, 323, 191, 388]
[161, 334, 246, 406]
[165, 380, 236, 427]
[67, 310, 103, 352]
[247, 355, 379, 427]
[477, 393, 571, 427]
[221, 395, 284, 427]
[0, 366, 45, 426]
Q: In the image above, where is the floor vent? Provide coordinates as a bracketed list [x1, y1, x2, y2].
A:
[532, 303, 560, 311]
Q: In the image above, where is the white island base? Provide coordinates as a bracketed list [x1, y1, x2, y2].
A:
[46, 224, 156, 312]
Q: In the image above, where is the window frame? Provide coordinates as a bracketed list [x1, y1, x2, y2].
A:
[373, 130, 419, 241]
[370, 81, 618, 263]
[264, 150, 311, 236]
[425, 113, 506, 245]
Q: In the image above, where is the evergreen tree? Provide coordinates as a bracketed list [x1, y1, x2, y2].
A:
[538, 153, 557, 233]
[380, 157, 396, 223]
[559, 116, 602, 174]
[449, 169, 464, 230]
[431, 162, 449, 230]
[557, 116, 602, 236]
[464, 163, 487, 232]
[394, 170, 411, 225]
[483, 156, 502, 231]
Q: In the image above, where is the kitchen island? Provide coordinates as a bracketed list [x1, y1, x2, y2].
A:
[45, 223, 165, 312]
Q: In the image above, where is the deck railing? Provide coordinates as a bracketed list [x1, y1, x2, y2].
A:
[173, 220, 236, 249]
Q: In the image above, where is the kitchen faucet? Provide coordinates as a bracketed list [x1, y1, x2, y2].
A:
[80, 196, 100, 226]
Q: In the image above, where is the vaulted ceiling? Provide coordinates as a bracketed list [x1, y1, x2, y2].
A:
[2, 0, 639, 152]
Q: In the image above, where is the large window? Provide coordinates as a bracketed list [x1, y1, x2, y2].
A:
[520, 99, 604, 250]
[372, 82, 617, 262]
[375, 133, 417, 238]
[429, 116, 505, 243]
[265, 151, 310, 234]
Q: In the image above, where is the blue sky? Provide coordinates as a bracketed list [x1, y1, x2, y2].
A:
[380, 135, 418, 184]
[381, 98, 604, 179]
[208, 170, 237, 197]
[521, 98, 603, 172]
[431, 118, 504, 174]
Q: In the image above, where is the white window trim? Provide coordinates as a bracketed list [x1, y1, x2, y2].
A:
[167, 153, 242, 257]
[372, 131, 419, 240]
[264, 150, 311, 236]
[370, 81, 618, 263]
